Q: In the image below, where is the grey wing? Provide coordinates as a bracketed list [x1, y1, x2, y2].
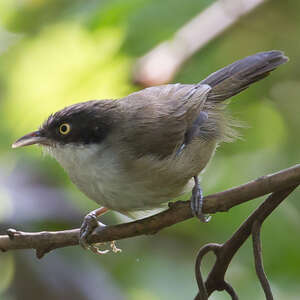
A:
[117, 83, 211, 158]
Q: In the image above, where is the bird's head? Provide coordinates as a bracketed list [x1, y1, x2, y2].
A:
[12, 100, 113, 151]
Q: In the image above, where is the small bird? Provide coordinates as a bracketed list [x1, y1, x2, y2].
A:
[12, 51, 288, 252]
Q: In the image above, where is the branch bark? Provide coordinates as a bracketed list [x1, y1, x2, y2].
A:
[205, 186, 297, 297]
[0, 164, 299, 258]
[194, 186, 297, 299]
[252, 220, 274, 300]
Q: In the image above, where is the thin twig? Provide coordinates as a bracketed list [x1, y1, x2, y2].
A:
[194, 243, 221, 300]
[0, 165, 299, 258]
[194, 185, 298, 299]
[252, 220, 274, 300]
[223, 281, 239, 300]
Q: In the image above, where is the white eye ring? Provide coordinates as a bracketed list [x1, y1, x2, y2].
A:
[59, 123, 71, 135]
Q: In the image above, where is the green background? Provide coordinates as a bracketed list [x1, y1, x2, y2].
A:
[0, 0, 299, 299]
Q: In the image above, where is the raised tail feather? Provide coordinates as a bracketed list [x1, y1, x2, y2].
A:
[200, 50, 288, 102]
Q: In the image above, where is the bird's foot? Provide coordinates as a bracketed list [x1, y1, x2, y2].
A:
[190, 176, 211, 223]
[79, 210, 108, 254]
[79, 208, 122, 255]
[110, 241, 122, 253]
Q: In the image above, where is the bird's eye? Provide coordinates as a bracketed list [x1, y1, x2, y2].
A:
[59, 123, 71, 135]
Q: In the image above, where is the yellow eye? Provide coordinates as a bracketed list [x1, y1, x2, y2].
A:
[59, 123, 71, 135]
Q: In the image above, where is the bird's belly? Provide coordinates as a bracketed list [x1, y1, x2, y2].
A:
[69, 167, 188, 212]
[50, 140, 217, 213]
[54, 146, 180, 212]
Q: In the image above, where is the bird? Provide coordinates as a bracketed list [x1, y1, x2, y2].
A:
[12, 50, 288, 253]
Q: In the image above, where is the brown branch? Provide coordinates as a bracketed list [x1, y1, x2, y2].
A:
[223, 281, 239, 300]
[252, 221, 274, 300]
[194, 185, 298, 299]
[195, 243, 221, 300]
[0, 164, 299, 259]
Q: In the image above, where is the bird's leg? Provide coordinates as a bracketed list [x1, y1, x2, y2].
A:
[79, 207, 109, 254]
[190, 176, 211, 222]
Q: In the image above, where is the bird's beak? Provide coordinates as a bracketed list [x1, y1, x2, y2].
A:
[12, 131, 50, 149]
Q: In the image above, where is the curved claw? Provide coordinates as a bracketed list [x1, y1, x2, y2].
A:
[89, 244, 110, 255]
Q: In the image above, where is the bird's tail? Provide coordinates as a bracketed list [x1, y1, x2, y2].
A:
[200, 51, 288, 102]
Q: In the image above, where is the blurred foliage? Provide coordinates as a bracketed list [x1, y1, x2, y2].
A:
[0, 0, 299, 299]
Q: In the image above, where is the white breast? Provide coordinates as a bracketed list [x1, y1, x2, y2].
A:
[45, 144, 129, 210]
[44, 139, 216, 215]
